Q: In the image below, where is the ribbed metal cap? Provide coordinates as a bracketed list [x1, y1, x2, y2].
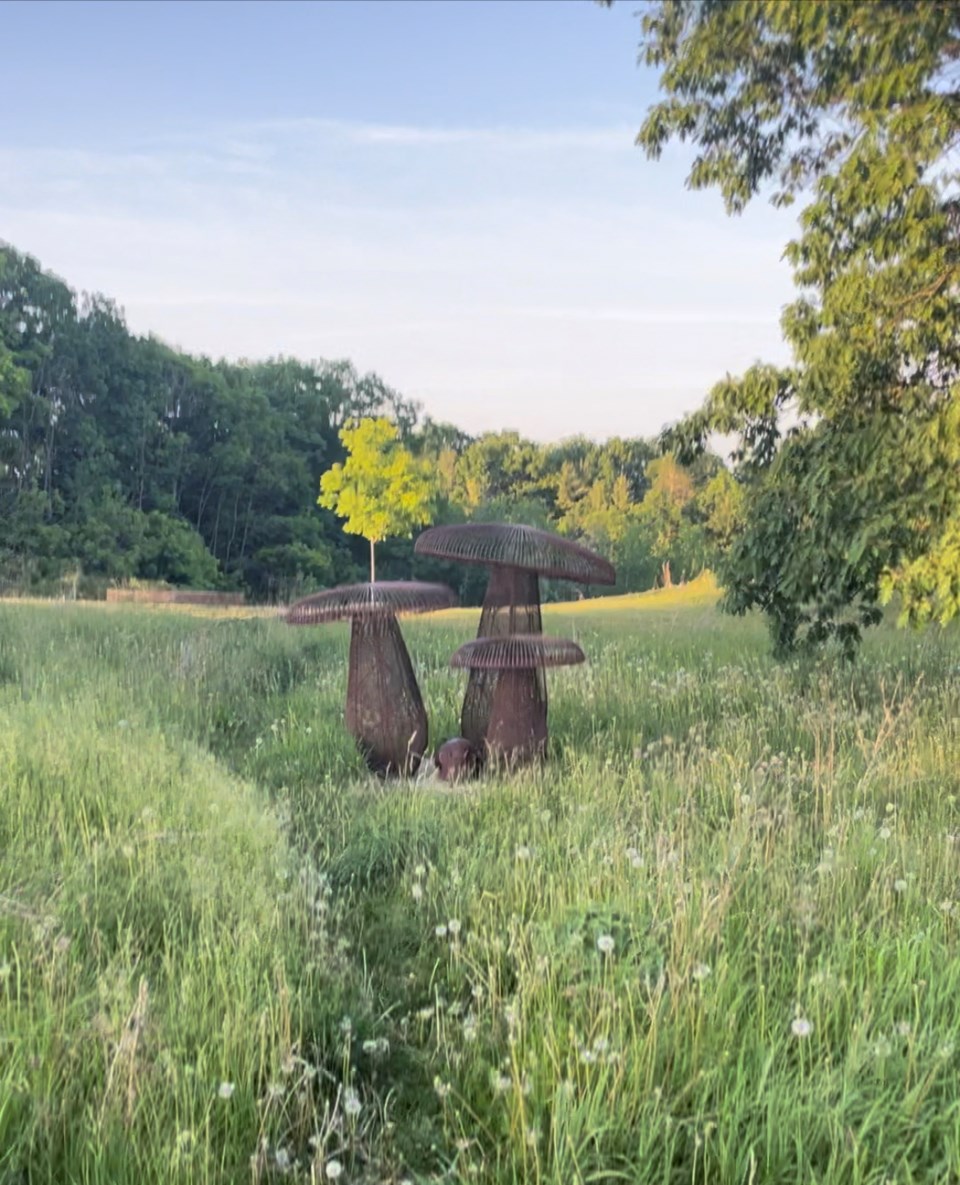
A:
[415, 523, 615, 585]
[285, 581, 457, 624]
[450, 634, 586, 670]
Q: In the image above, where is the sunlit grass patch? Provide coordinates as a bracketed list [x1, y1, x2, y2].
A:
[1, 597, 960, 1182]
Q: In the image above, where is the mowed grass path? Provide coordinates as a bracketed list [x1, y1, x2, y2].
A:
[2, 580, 960, 1184]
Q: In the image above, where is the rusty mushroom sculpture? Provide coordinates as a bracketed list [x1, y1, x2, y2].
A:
[284, 581, 457, 776]
[450, 634, 585, 766]
[415, 523, 613, 751]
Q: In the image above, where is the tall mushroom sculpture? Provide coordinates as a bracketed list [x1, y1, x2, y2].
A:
[450, 635, 585, 766]
[414, 523, 614, 751]
[284, 581, 457, 776]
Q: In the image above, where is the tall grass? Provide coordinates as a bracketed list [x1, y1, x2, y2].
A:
[2, 588, 960, 1183]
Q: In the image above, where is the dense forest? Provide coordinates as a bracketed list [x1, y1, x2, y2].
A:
[0, 243, 741, 602]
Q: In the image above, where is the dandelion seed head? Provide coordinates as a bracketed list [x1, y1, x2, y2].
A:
[218, 1081, 235, 1099]
[597, 934, 615, 955]
[343, 1088, 361, 1117]
[894, 878, 908, 894]
[873, 1035, 892, 1058]
[448, 918, 462, 937]
[435, 924, 448, 939]
[692, 962, 712, 982]
[324, 1159, 343, 1180]
[791, 1017, 813, 1039]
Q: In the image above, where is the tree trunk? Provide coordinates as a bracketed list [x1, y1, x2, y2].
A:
[369, 537, 376, 583]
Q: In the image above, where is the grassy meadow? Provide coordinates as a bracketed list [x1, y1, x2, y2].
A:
[3, 577, 960, 1184]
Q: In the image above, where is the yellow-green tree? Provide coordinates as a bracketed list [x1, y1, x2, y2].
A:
[318, 417, 435, 582]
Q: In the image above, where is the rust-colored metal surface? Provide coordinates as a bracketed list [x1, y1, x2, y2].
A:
[284, 581, 456, 623]
[415, 522, 616, 585]
[285, 580, 457, 776]
[461, 567, 543, 750]
[434, 736, 481, 783]
[346, 614, 427, 776]
[416, 524, 612, 751]
[451, 635, 585, 766]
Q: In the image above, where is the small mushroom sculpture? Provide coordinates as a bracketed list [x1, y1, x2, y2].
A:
[449, 635, 585, 766]
[415, 523, 613, 753]
[284, 581, 457, 776]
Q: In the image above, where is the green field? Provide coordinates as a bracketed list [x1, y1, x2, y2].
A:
[3, 584, 960, 1184]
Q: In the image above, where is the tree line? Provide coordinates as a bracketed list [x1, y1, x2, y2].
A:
[0, 243, 738, 603]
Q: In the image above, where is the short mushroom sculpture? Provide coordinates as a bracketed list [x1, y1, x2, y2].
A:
[434, 736, 481, 783]
[415, 523, 613, 751]
[449, 634, 585, 766]
[285, 581, 457, 776]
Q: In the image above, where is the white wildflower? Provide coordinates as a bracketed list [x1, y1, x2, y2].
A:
[597, 934, 615, 955]
[435, 924, 448, 939]
[325, 1160, 343, 1180]
[791, 1017, 813, 1039]
[218, 1081, 235, 1099]
[692, 962, 712, 982]
[343, 1087, 361, 1118]
[448, 918, 462, 938]
[894, 878, 908, 894]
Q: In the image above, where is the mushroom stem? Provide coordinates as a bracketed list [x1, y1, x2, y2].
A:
[461, 566, 542, 750]
[345, 614, 428, 776]
[485, 667, 548, 765]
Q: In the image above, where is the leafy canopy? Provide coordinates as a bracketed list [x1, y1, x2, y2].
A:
[318, 417, 435, 580]
[630, 0, 960, 653]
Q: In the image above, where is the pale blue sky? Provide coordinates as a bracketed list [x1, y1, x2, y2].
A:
[1, 0, 797, 441]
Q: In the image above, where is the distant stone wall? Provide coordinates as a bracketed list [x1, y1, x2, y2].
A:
[106, 589, 246, 606]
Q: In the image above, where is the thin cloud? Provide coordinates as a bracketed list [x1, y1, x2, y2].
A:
[514, 305, 782, 327]
[201, 116, 634, 152]
[0, 109, 797, 441]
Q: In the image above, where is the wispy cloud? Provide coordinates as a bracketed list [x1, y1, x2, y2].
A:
[514, 305, 783, 327]
[161, 116, 635, 153]
[0, 113, 797, 441]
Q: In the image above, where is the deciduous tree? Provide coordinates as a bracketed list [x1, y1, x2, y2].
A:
[621, 0, 960, 652]
[318, 417, 436, 582]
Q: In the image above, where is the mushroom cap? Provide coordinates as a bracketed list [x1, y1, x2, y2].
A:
[414, 523, 615, 585]
[450, 634, 586, 670]
[285, 580, 457, 625]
